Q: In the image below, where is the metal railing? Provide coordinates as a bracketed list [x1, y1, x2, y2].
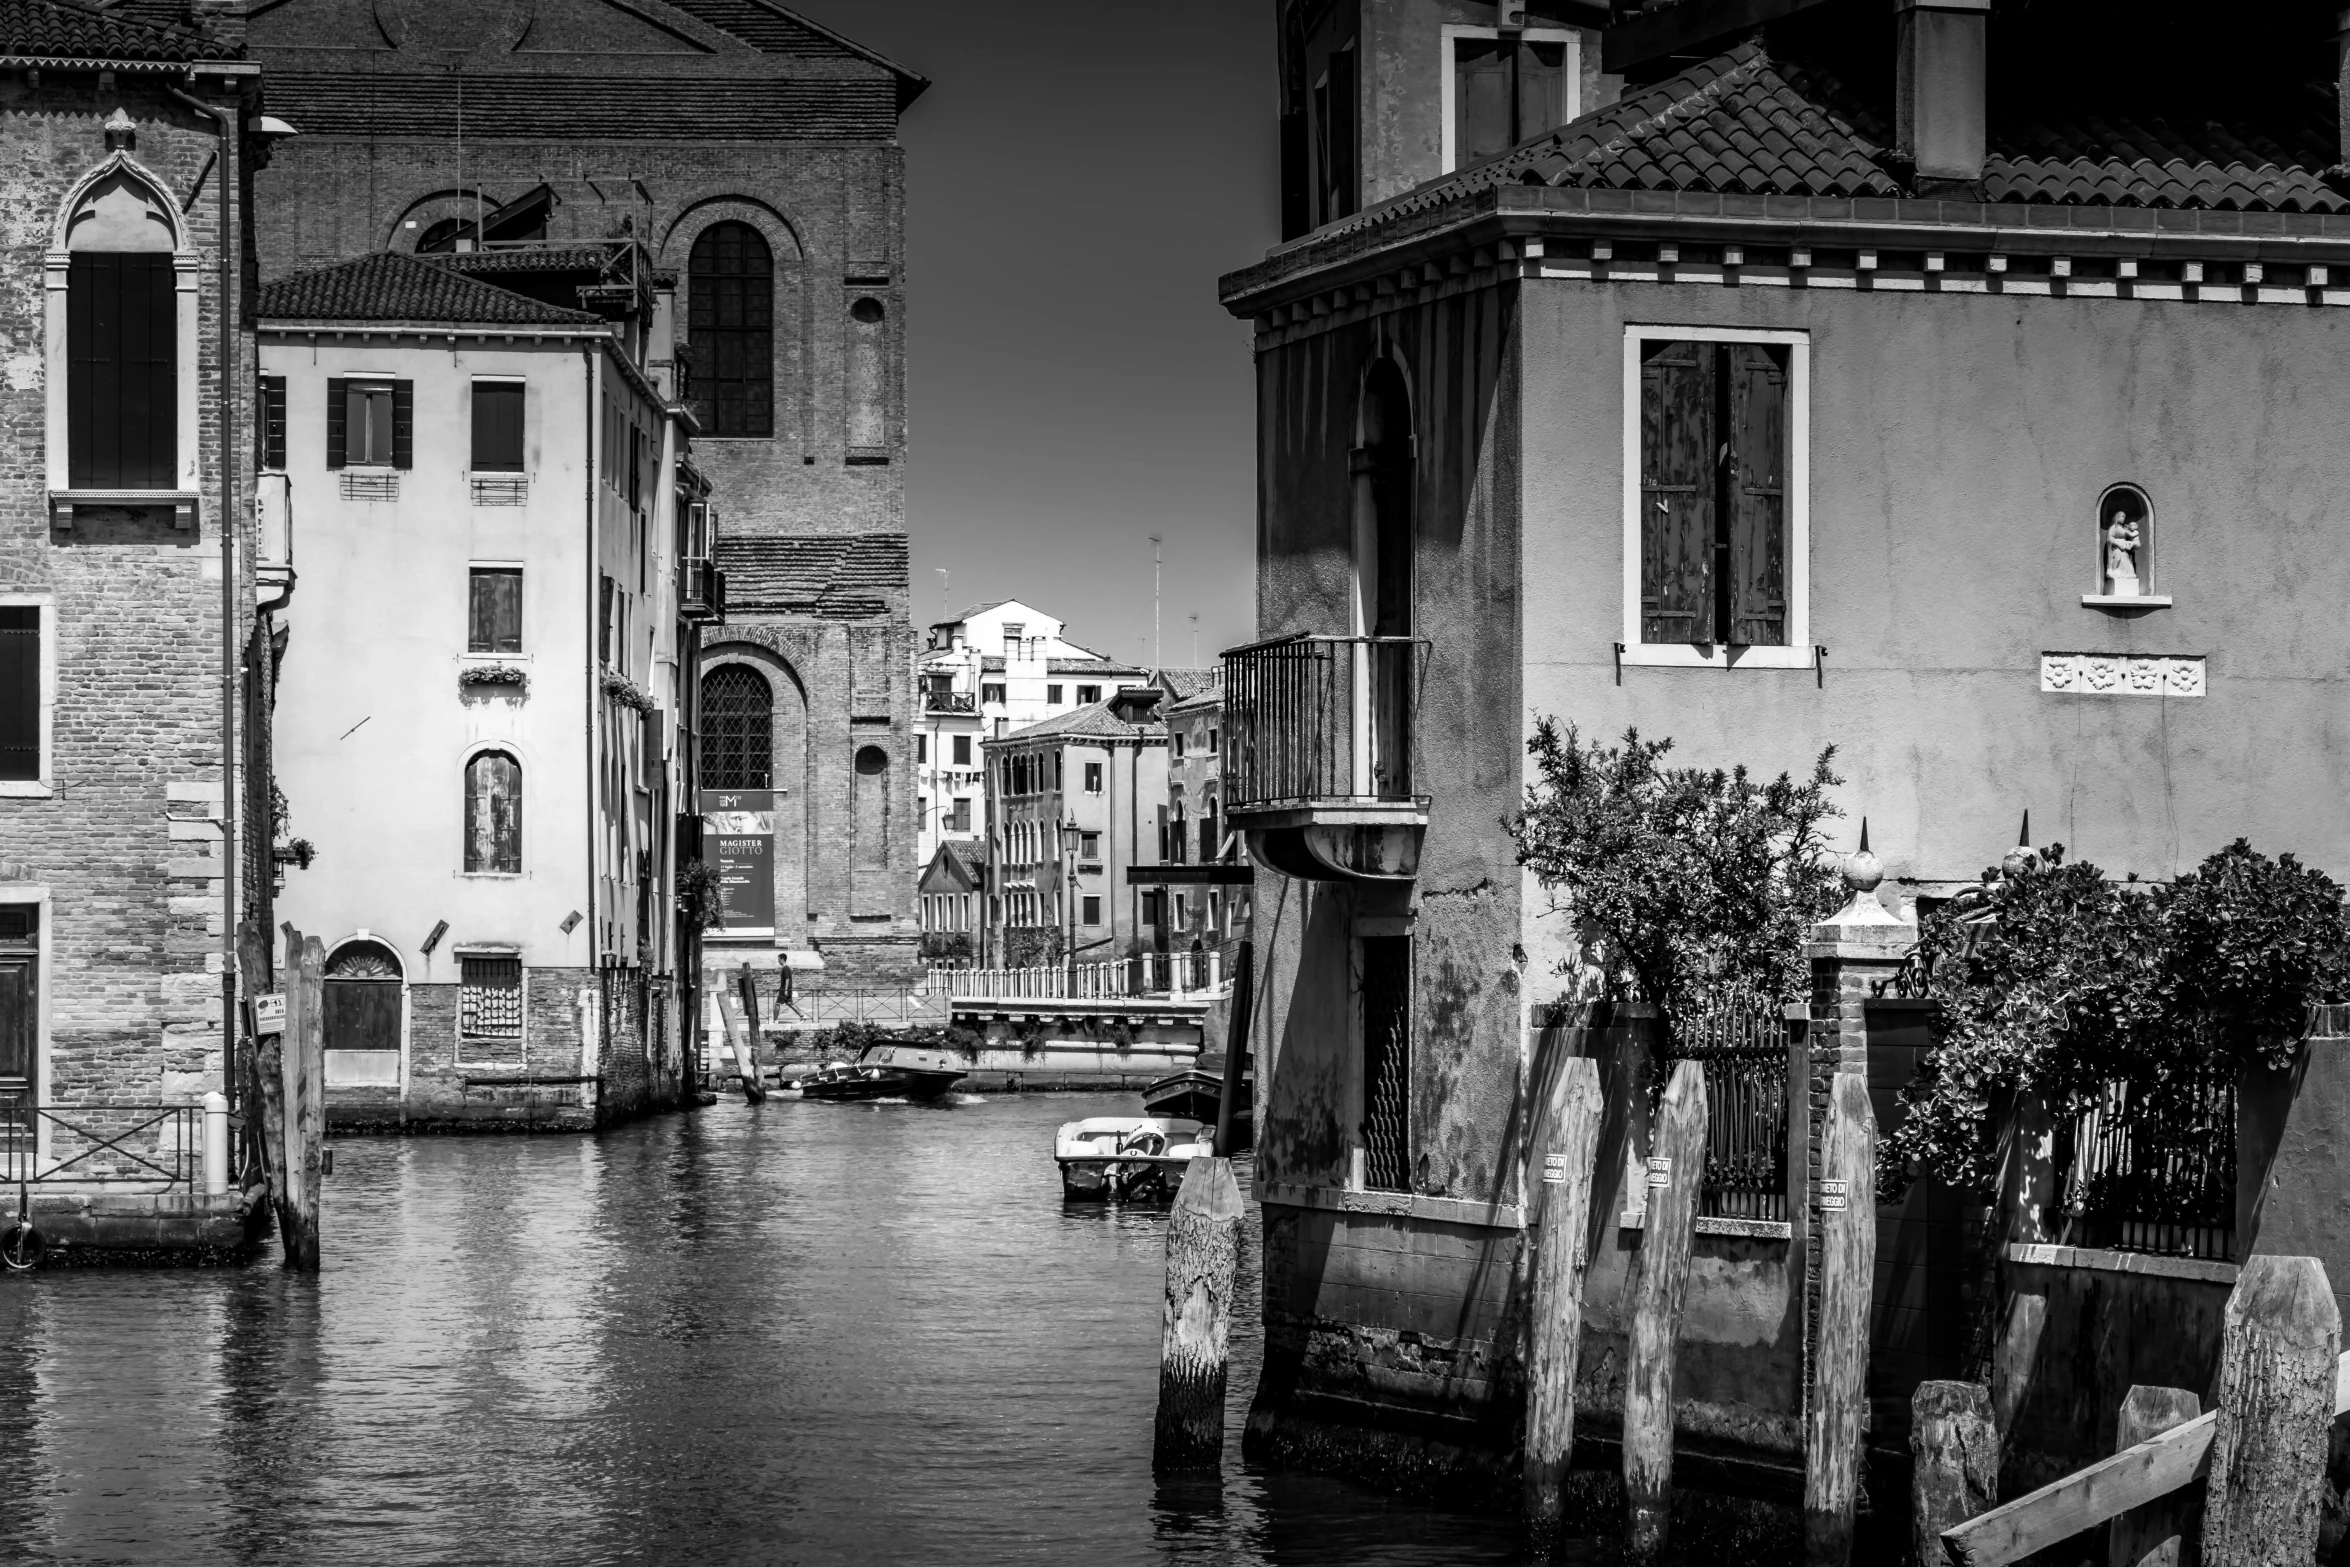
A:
[938, 944, 1235, 1003]
[680, 558, 724, 622]
[924, 691, 977, 714]
[2060, 1071, 2236, 1261]
[0, 1090, 207, 1187]
[1220, 633, 1428, 810]
[1670, 995, 1792, 1223]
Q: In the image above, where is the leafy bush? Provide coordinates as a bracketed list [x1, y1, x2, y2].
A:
[920, 930, 973, 962]
[1003, 926, 1061, 969]
[1889, 839, 2350, 1194]
[675, 858, 724, 931]
[1511, 720, 1844, 1042]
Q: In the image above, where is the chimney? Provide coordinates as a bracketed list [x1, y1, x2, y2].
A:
[186, 0, 246, 49]
[1895, 0, 1989, 184]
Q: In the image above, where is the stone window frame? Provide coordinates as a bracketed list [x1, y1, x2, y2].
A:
[0, 595, 56, 800]
[1437, 23, 1583, 175]
[456, 740, 530, 878]
[1618, 324, 1813, 670]
[661, 198, 808, 449]
[451, 944, 527, 1069]
[46, 151, 203, 528]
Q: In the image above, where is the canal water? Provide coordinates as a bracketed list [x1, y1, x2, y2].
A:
[0, 1093, 1550, 1565]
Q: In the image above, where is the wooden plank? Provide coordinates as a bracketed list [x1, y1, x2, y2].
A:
[1601, 0, 1837, 73]
[1804, 1070, 1877, 1567]
[1622, 1059, 1708, 1564]
[1947, 1347, 2350, 1567]
[1523, 1055, 1603, 1553]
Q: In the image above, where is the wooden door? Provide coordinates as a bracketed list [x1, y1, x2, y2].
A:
[0, 951, 34, 1166]
[323, 980, 401, 1086]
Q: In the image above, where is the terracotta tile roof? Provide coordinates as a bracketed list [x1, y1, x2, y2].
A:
[660, 0, 927, 94]
[1984, 114, 2348, 214]
[717, 534, 908, 617]
[0, 0, 236, 61]
[1154, 669, 1219, 704]
[1319, 39, 2348, 245]
[265, 74, 897, 142]
[993, 701, 1163, 745]
[256, 252, 603, 326]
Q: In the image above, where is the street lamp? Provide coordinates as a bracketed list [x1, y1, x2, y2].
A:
[1059, 815, 1082, 985]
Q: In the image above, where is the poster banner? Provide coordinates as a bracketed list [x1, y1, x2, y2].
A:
[704, 790, 776, 934]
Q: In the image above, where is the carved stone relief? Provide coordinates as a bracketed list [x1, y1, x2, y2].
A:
[2039, 653, 2205, 696]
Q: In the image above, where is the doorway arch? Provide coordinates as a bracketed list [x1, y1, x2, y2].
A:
[323, 938, 404, 1087]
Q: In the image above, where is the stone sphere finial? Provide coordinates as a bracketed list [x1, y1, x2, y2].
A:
[1843, 817, 1883, 893]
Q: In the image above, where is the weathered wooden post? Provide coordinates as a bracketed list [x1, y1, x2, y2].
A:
[275, 924, 325, 1270]
[1806, 1069, 1878, 1567]
[1523, 1053, 1604, 1554]
[2201, 1254, 2340, 1567]
[717, 965, 765, 1104]
[2108, 1385, 2200, 1567]
[1912, 1380, 1999, 1566]
[1153, 1154, 1243, 1470]
[1622, 1057, 1708, 1563]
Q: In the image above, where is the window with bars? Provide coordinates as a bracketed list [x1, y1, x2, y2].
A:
[688, 221, 774, 438]
[700, 664, 773, 791]
[1360, 935, 1411, 1191]
[459, 955, 523, 1039]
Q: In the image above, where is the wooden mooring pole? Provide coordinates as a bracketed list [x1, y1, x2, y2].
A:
[275, 924, 324, 1271]
[2201, 1254, 2339, 1567]
[2108, 1386, 2199, 1567]
[1805, 1070, 1877, 1567]
[719, 965, 766, 1104]
[1153, 1155, 1242, 1470]
[1523, 1054, 1603, 1555]
[1622, 1057, 1708, 1564]
[1911, 1380, 1998, 1567]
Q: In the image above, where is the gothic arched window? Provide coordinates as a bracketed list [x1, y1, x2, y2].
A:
[463, 751, 522, 873]
[688, 221, 774, 438]
[702, 664, 773, 791]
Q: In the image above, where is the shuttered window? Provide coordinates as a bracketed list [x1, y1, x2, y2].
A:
[471, 381, 524, 472]
[468, 568, 522, 654]
[329, 380, 412, 468]
[463, 751, 522, 873]
[1639, 339, 1790, 647]
[0, 607, 39, 783]
[68, 253, 175, 489]
[258, 375, 287, 470]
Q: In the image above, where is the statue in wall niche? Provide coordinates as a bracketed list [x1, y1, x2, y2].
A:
[2103, 507, 2143, 597]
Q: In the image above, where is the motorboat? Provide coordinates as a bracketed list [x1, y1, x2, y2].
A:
[1054, 1116, 1212, 1202]
[1141, 1053, 1252, 1137]
[789, 1041, 965, 1101]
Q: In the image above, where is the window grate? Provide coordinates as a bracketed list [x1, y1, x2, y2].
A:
[341, 471, 399, 502]
[1669, 992, 1790, 1223]
[1361, 935, 1410, 1191]
[2061, 1070, 2236, 1261]
[471, 476, 528, 507]
[460, 956, 523, 1038]
[700, 665, 773, 791]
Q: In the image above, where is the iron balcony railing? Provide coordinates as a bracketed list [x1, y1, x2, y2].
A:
[681, 557, 724, 622]
[1220, 633, 1429, 811]
[2060, 1070, 2236, 1261]
[925, 690, 977, 714]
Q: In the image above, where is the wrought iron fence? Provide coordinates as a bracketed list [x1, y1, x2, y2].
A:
[1670, 995, 1791, 1223]
[1360, 936, 1412, 1192]
[2059, 1071, 2235, 1261]
[1220, 633, 1427, 810]
[0, 1089, 204, 1186]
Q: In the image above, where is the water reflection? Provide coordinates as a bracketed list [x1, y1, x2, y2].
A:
[0, 1093, 1544, 1565]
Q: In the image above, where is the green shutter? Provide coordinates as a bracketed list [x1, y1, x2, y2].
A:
[1639, 340, 1716, 644]
[325, 377, 347, 469]
[1727, 344, 1790, 647]
[392, 380, 414, 469]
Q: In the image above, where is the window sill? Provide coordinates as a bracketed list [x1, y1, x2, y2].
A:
[0, 781, 53, 799]
[50, 490, 198, 530]
[458, 651, 532, 666]
[2081, 593, 2173, 609]
[455, 871, 525, 880]
[1618, 642, 1815, 670]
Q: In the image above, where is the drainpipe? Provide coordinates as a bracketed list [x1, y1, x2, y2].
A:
[166, 82, 241, 1092]
[586, 345, 602, 1002]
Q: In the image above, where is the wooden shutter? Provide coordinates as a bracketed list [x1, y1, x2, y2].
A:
[1329, 48, 1360, 218]
[68, 253, 174, 489]
[1517, 40, 1569, 140]
[0, 953, 33, 1083]
[471, 382, 524, 472]
[259, 375, 287, 470]
[1639, 340, 1716, 644]
[325, 377, 347, 469]
[1453, 37, 1513, 164]
[0, 607, 38, 783]
[392, 380, 414, 469]
[465, 752, 522, 874]
[1727, 344, 1790, 646]
[469, 568, 522, 654]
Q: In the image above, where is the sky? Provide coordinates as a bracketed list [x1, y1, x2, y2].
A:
[787, 0, 1279, 672]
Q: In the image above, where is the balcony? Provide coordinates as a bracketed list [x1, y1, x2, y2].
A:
[1220, 633, 1428, 883]
[680, 557, 724, 623]
[925, 690, 977, 715]
[255, 472, 294, 603]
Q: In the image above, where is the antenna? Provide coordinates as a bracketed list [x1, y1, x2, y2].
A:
[934, 566, 948, 627]
[1148, 535, 1163, 670]
[1189, 612, 1199, 669]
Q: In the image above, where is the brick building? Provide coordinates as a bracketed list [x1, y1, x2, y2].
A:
[243, 0, 929, 994]
[0, 2, 276, 1183]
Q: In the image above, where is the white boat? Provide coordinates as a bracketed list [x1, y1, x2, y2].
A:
[1054, 1116, 1213, 1202]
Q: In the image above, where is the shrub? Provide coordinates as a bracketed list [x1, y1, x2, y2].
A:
[1511, 720, 1844, 1044]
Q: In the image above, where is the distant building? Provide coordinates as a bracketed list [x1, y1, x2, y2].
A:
[261, 245, 716, 1127]
[915, 839, 983, 964]
[978, 689, 1169, 968]
[1154, 673, 1251, 949]
[916, 598, 1148, 873]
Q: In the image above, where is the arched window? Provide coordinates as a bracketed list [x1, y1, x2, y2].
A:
[463, 751, 522, 873]
[688, 221, 774, 438]
[65, 169, 179, 490]
[702, 664, 773, 790]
